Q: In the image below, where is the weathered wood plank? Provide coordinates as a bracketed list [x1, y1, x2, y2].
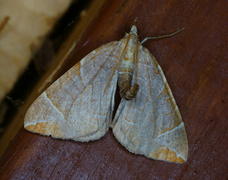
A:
[0, 0, 227, 179]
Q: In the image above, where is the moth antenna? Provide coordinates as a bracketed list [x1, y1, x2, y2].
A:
[141, 27, 185, 44]
[134, 36, 138, 84]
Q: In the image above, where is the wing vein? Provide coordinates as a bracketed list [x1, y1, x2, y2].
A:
[44, 91, 65, 121]
[64, 44, 121, 120]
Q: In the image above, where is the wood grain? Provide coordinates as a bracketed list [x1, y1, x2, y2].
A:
[0, 0, 228, 179]
[0, 0, 72, 102]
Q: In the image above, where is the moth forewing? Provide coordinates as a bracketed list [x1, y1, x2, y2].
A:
[113, 42, 188, 163]
[25, 41, 121, 141]
[24, 19, 188, 163]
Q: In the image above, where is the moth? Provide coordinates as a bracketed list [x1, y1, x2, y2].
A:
[24, 19, 188, 163]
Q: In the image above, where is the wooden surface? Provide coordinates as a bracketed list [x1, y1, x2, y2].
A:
[0, 0, 72, 102]
[1, 0, 228, 179]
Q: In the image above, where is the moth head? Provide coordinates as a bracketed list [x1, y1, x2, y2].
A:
[126, 18, 139, 36]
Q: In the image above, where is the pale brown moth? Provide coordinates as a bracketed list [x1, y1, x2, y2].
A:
[24, 19, 188, 163]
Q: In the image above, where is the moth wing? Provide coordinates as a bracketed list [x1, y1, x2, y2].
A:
[112, 43, 188, 163]
[25, 41, 122, 141]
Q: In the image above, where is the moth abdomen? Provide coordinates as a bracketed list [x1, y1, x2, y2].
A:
[118, 71, 139, 100]
[118, 27, 139, 100]
[122, 83, 139, 100]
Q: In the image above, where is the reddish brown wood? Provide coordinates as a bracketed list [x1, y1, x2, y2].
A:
[1, 0, 228, 179]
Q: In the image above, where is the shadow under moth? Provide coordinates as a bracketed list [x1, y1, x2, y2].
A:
[24, 18, 188, 163]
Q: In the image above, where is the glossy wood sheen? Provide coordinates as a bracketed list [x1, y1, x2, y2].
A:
[0, 0, 228, 179]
